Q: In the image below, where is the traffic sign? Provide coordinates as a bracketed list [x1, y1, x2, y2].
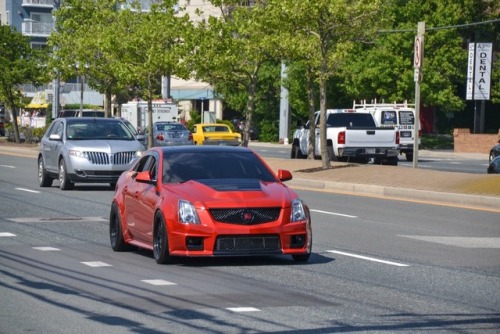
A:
[414, 36, 422, 68]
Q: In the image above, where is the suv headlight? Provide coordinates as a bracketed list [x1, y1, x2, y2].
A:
[178, 200, 201, 225]
[291, 199, 306, 222]
[68, 150, 86, 158]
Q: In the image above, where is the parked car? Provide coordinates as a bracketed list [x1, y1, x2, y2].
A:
[148, 121, 193, 147]
[109, 145, 312, 264]
[489, 142, 500, 163]
[38, 117, 144, 190]
[487, 155, 500, 174]
[191, 123, 241, 146]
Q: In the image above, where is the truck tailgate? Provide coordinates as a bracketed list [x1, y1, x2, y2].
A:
[345, 128, 397, 147]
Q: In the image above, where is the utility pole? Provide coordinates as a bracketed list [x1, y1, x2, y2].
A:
[413, 21, 425, 168]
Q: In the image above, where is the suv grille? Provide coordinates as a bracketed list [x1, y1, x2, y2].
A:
[209, 208, 281, 225]
[215, 235, 281, 254]
[85, 151, 136, 165]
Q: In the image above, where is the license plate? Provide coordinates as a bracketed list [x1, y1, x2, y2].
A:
[401, 131, 411, 137]
[365, 148, 376, 154]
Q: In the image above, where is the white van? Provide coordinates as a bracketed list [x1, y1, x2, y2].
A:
[353, 101, 420, 161]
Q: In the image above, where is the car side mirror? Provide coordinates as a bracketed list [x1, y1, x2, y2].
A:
[277, 169, 292, 182]
[49, 134, 61, 141]
[135, 170, 155, 184]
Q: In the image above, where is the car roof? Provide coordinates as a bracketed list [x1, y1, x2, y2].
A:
[156, 145, 250, 155]
[64, 117, 122, 123]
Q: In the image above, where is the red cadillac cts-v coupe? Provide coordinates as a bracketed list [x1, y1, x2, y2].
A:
[109, 145, 312, 264]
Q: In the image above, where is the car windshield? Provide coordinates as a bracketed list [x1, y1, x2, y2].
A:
[202, 125, 229, 133]
[156, 123, 187, 132]
[66, 120, 135, 140]
[163, 151, 275, 184]
[327, 113, 376, 128]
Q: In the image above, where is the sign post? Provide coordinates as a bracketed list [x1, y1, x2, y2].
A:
[413, 21, 424, 168]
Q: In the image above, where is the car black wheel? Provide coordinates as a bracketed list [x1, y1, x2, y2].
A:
[109, 202, 132, 251]
[38, 156, 53, 187]
[153, 213, 173, 264]
[58, 159, 74, 190]
[405, 152, 414, 162]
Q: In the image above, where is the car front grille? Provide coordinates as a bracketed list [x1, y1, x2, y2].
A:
[209, 208, 281, 225]
[215, 235, 281, 254]
[85, 151, 136, 165]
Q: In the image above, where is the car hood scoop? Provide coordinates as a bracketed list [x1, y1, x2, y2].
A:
[195, 178, 262, 191]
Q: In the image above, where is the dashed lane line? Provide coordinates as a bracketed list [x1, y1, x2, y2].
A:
[326, 250, 410, 267]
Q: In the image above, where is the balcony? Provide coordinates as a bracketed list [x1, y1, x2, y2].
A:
[22, 21, 53, 37]
[22, 0, 54, 8]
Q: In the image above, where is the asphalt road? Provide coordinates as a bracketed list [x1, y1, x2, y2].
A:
[1, 154, 499, 333]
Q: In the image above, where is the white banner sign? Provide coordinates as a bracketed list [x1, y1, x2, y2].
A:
[473, 43, 493, 100]
[466, 43, 475, 100]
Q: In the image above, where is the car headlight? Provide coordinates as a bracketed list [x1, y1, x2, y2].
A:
[291, 199, 306, 222]
[68, 150, 86, 158]
[178, 200, 201, 225]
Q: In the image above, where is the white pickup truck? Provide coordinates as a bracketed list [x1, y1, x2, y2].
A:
[291, 109, 400, 165]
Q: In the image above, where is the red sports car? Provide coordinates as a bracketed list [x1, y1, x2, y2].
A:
[109, 146, 312, 264]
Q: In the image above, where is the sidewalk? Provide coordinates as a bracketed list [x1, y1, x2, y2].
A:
[1, 140, 499, 212]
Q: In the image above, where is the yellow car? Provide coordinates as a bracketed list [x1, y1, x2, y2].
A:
[191, 123, 241, 146]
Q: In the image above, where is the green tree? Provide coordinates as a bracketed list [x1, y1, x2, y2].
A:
[190, 0, 276, 147]
[108, 1, 193, 147]
[339, 0, 499, 116]
[0, 26, 48, 143]
[49, 0, 127, 117]
[267, 0, 385, 168]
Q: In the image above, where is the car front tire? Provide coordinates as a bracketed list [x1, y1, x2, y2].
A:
[59, 159, 74, 190]
[38, 156, 53, 187]
[109, 202, 132, 251]
[153, 213, 173, 264]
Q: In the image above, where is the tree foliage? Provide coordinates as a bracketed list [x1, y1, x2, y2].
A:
[0, 26, 48, 143]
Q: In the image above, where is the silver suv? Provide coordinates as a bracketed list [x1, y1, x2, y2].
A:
[38, 117, 143, 190]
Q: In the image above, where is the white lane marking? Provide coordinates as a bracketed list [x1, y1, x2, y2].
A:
[227, 307, 260, 312]
[33, 247, 60, 251]
[141, 279, 177, 286]
[0, 232, 16, 237]
[81, 261, 112, 267]
[15, 188, 41, 194]
[399, 236, 500, 248]
[326, 250, 410, 267]
[311, 209, 357, 218]
[449, 162, 461, 165]
[0, 165, 15, 168]
[7, 217, 107, 223]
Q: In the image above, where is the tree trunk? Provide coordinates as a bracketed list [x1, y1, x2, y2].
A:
[243, 73, 258, 148]
[306, 67, 316, 160]
[319, 58, 331, 169]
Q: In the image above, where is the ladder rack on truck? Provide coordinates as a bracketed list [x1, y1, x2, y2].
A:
[352, 99, 420, 162]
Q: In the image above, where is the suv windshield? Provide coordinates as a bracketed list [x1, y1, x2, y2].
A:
[66, 120, 134, 140]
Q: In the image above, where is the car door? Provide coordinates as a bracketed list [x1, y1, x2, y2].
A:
[41, 120, 64, 173]
[124, 153, 160, 243]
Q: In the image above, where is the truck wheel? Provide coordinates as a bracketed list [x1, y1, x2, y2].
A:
[327, 146, 339, 162]
[385, 157, 399, 166]
[405, 152, 414, 162]
[291, 144, 305, 159]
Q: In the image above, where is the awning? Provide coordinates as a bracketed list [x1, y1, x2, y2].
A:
[26, 103, 48, 108]
[26, 91, 49, 109]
